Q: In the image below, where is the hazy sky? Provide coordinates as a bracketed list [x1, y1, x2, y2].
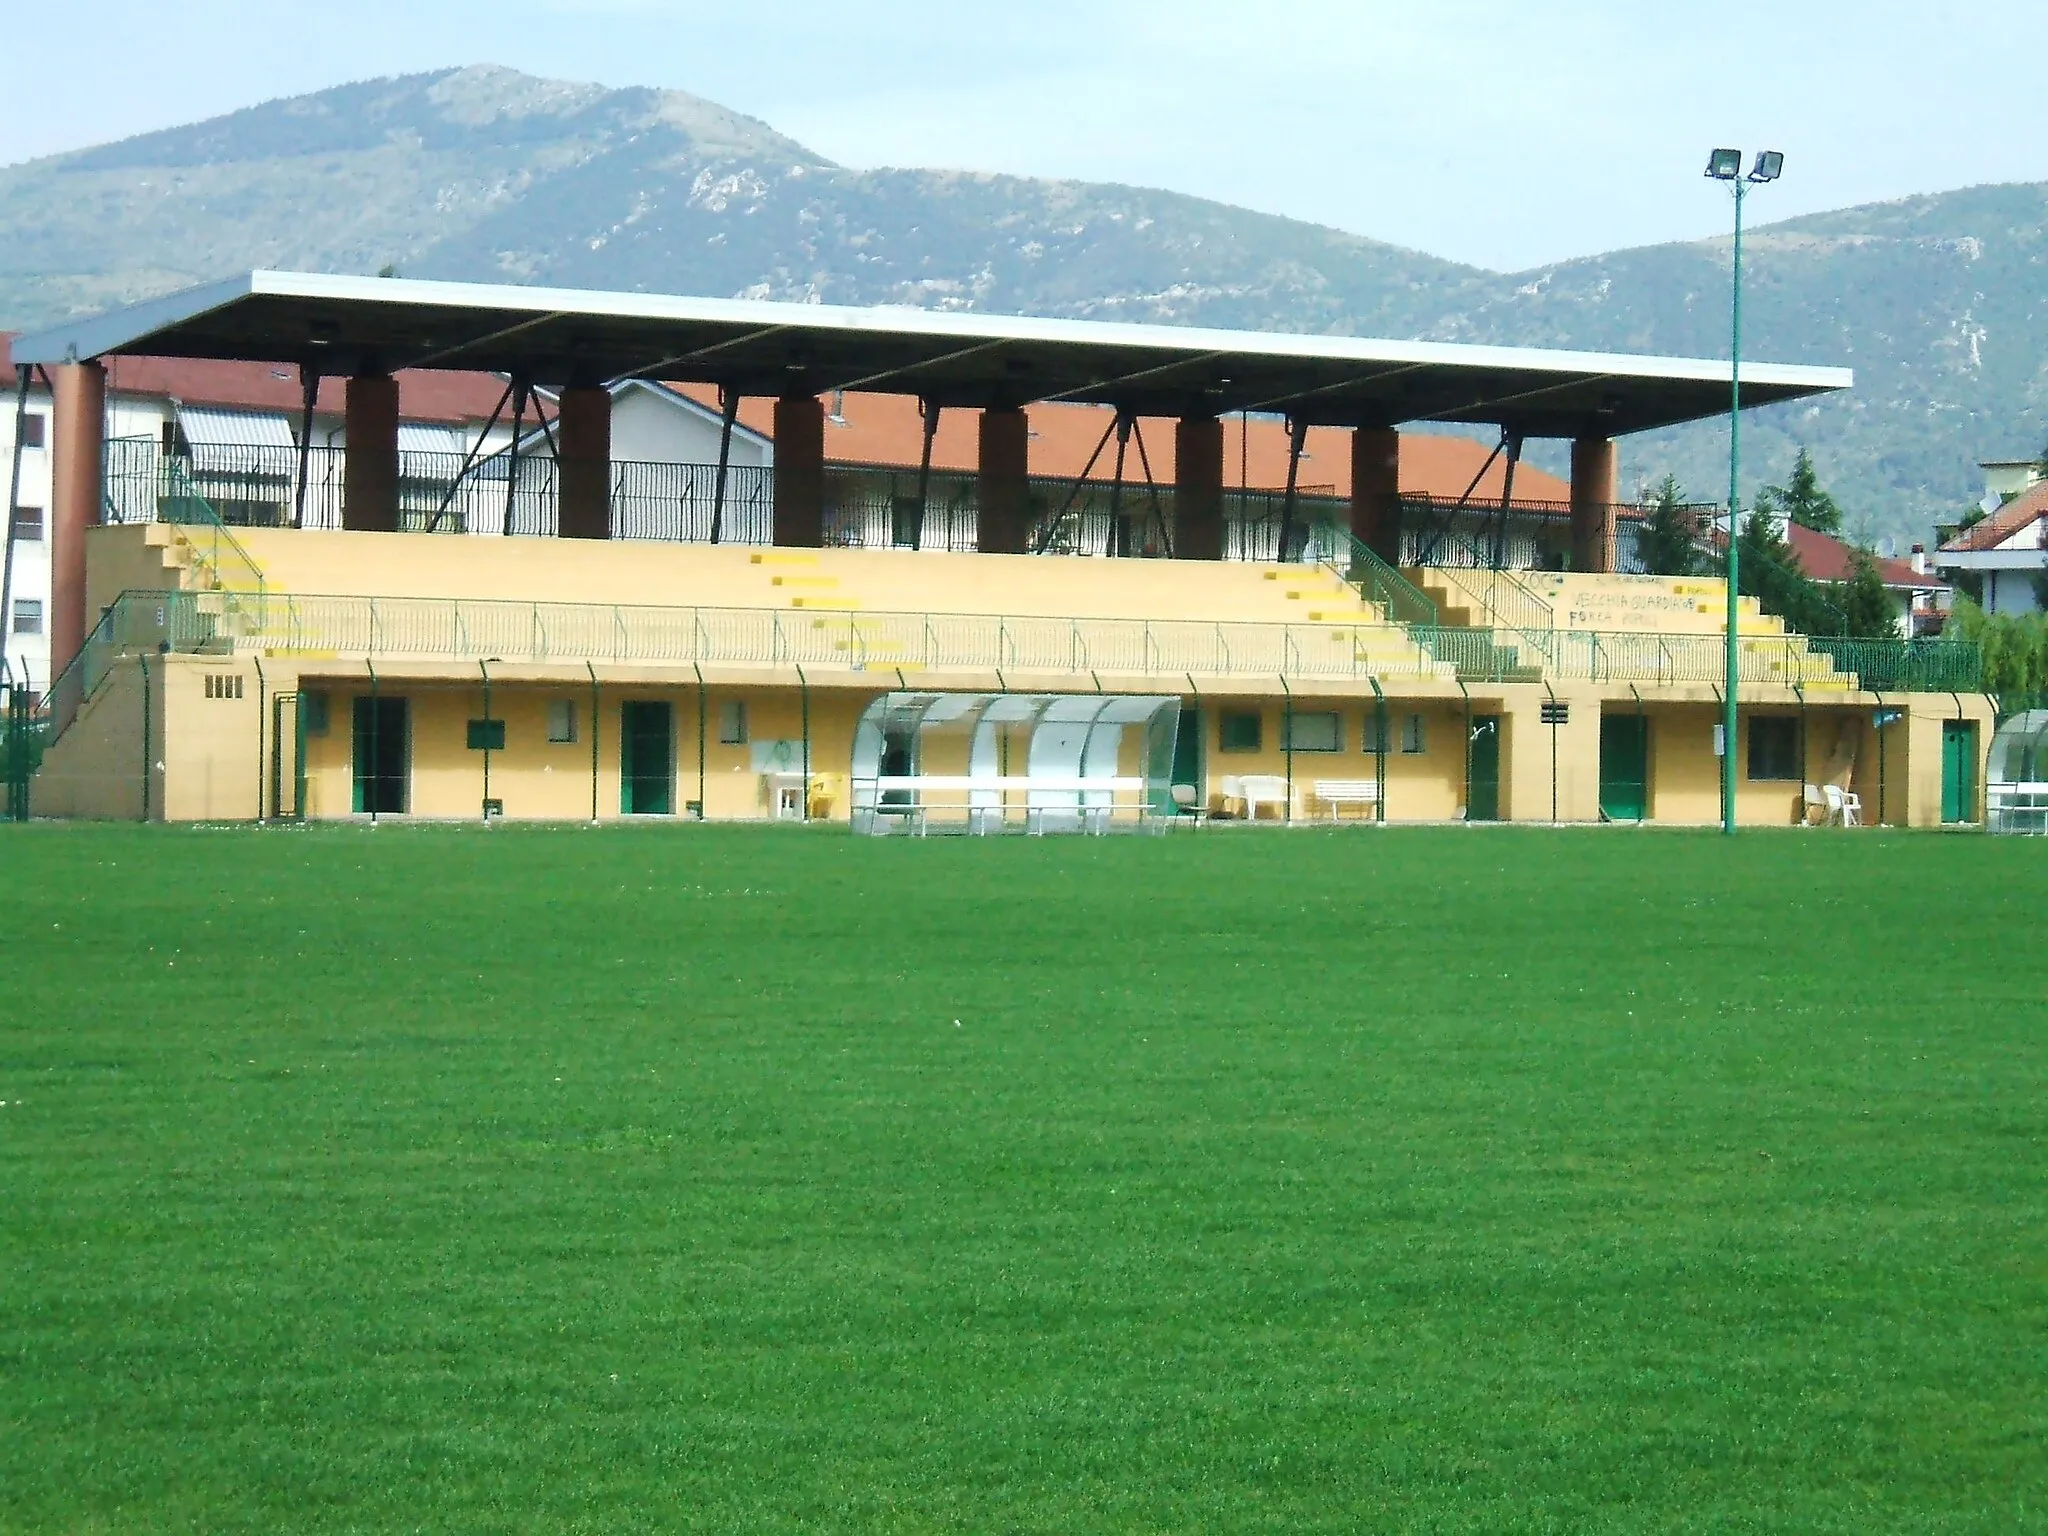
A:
[8, 0, 2045, 271]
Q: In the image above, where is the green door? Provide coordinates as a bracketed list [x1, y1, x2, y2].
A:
[620, 701, 674, 816]
[351, 697, 409, 814]
[1468, 715, 1501, 822]
[1941, 720, 1977, 824]
[1599, 714, 1650, 822]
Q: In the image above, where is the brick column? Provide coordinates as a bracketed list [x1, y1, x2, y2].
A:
[1351, 427, 1402, 564]
[1174, 415, 1224, 561]
[49, 360, 106, 689]
[556, 385, 613, 540]
[773, 394, 825, 547]
[1569, 436, 1619, 573]
[976, 406, 1031, 554]
[343, 375, 400, 533]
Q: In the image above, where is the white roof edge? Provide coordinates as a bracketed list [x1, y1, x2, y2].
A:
[11, 273, 257, 367]
[14, 268, 1855, 393]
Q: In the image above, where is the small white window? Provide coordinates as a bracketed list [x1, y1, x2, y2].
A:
[11, 599, 42, 635]
[10, 506, 42, 541]
[547, 698, 578, 744]
[719, 698, 748, 746]
[1401, 713, 1426, 755]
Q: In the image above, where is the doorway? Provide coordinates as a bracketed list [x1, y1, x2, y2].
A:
[1468, 714, 1502, 822]
[351, 696, 409, 814]
[1599, 714, 1650, 822]
[620, 701, 674, 816]
[1942, 719, 1978, 824]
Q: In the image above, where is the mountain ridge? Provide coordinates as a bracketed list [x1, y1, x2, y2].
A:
[4, 64, 2041, 547]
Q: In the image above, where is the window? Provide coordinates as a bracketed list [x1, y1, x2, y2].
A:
[302, 691, 331, 737]
[1218, 709, 1262, 753]
[10, 506, 42, 541]
[466, 719, 506, 752]
[1362, 712, 1388, 756]
[10, 599, 41, 635]
[718, 699, 748, 746]
[547, 698, 578, 744]
[204, 673, 244, 700]
[1747, 716, 1800, 781]
[1401, 713, 1426, 755]
[19, 414, 45, 450]
[1283, 711, 1342, 752]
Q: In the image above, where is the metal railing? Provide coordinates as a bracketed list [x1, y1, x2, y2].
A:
[118, 587, 1442, 683]
[72, 584, 1973, 695]
[105, 441, 271, 624]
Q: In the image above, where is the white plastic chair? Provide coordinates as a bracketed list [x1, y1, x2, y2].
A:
[1802, 784, 1826, 826]
[1822, 784, 1864, 827]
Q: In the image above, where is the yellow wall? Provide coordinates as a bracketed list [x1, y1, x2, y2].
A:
[27, 659, 151, 820]
[1200, 694, 1468, 821]
[291, 679, 875, 823]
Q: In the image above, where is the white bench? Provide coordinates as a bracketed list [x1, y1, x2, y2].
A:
[1989, 782, 2048, 835]
[852, 774, 1151, 836]
[1311, 779, 1381, 821]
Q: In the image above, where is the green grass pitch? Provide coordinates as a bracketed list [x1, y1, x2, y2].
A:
[2, 823, 2044, 1533]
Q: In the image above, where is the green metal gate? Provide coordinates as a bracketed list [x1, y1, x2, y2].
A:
[1599, 715, 1650, 822]
[621, 701, 675, 816]
[1942, 719, 1978, 825]
[1468, 715, 1501, 822]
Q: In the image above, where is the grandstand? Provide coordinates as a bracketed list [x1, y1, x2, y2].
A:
[3, 271, 1995, 829]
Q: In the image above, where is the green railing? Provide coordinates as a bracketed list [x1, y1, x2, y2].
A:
[1417, 532, 1559, 663]
[1808, 636, 1984, 694]
[1301, 520, 1439, 628]
[104, 439, 271, 626]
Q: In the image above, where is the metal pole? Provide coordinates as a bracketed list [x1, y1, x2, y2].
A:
[912, 400, 938, 553]
[479, 659, 492, 821]
[587, 660, 600, 825]
[292, 365, 318, 529]
[711, 386, 738, 544]
[1723, 176, 1746, 836]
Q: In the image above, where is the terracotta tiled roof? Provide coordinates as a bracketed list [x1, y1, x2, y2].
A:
[3, 334, 509, 426]
[1784, 522, 1946, 592]
[1941, 479, 2048, 553]
[676, 387, 1572, 501]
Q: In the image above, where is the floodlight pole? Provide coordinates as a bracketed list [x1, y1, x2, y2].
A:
[1722, 174, 1745, 836]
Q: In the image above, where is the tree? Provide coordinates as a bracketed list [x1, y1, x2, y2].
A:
[1835, 547, 1900, 639]
[1946, 598, 2048, 703]
[1736, 506, 1842, 635]
[1635, 474, 1704, 576]
[1755, 448, 1844, 535]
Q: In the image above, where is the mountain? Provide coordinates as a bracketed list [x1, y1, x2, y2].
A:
[3, 64, 2042, 548]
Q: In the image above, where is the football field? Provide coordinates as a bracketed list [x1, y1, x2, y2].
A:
[2, 823, 2043, 1532]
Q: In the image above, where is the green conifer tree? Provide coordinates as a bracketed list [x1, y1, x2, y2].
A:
[1755, 448, 1845, 535]
[1837, 547, 1900, 639]
[1634, 474, 1703, 576]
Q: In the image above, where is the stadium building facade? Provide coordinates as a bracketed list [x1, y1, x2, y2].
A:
[4, 273, 1996, 829]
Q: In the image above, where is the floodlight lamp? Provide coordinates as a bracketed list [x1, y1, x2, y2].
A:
[1749, 150, 1785, 183]
[1706, 148, 1743, 181]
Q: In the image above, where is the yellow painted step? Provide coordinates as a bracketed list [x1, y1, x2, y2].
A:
[771, 575, 841, 589]
[788, 597, 862, 611]
[750, 551, 821, 567]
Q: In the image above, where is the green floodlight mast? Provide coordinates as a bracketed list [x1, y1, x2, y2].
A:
[1705, 147, 1784, 836]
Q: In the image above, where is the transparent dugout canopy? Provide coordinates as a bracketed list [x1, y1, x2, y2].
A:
[850, 692, 1181, 835]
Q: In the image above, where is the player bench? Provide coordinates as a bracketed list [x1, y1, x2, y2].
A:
[1310, 778, 1381, 821]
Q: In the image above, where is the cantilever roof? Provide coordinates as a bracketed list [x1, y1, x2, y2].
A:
[12, 270, 1852, 439]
